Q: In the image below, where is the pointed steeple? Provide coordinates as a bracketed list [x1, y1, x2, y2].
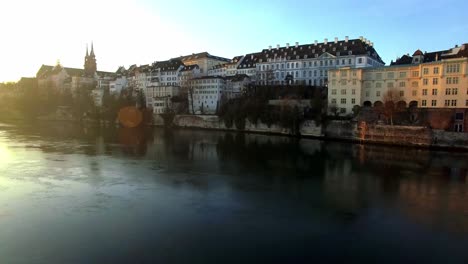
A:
[86, 44, 89, 57]
[90, 41, 95, 56]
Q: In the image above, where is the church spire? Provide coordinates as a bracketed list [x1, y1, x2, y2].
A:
[86, 44, 89, 57]
[90, 41, 95, 56]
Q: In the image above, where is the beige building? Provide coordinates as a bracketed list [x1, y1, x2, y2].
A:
[328, 44, 468, 115]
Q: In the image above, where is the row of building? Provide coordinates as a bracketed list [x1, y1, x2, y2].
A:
[32, 37, 467, 126]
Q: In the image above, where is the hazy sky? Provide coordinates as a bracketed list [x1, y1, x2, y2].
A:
[1, 0, 467, 82]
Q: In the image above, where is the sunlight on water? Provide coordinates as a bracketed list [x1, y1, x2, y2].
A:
[0, 141, 12, 168]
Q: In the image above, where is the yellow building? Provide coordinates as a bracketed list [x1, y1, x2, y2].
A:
[328, 44, 468, 115]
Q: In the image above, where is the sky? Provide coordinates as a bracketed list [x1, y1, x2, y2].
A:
[0, 0, 467, 82]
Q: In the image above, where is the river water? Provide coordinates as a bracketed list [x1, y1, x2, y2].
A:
[0, 122, 467, 263]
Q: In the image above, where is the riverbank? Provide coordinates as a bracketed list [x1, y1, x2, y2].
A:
[162, 114, 468, 151]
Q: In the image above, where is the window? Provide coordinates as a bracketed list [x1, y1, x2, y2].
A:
[451, 100, 457, 106]
[431, 100, 437, 106]
[422, 89, 428, 95]
[340, 71, 348, 77]
[376, 91, 381, 96]
[432, 78, 438, 85]
[399, 91, 404, 97]
[422, 100, 427, 106]
[432, 89, 437, 95]
[340, 98, 346, 104]
[412, 71, 419, 77]
[351, 98, 356, 104]
[399, 72, 407, 78]
[387, 72, 394, 78]
[412, 90, 417, 96]
[365, 91, 370, 97]
[353, 80, 356, 85]
[358, 58, 363, 64]
[444, 100, 450, 106]
[423, 79, 428, 85]
[433, 67, 439, 74]
[453, 77, 459, 84]
[399, 82, 405, 87]
[340, 108, 346, 114]
[341, 89, 346, 95]
[446, 64, 460, 73]
[331, 98, 336, 104]
[332, 89, 336, 95]
[375, 82, 382, 88]
[376, 73, 382, 79]
[455, 113, 464, 120]
[423, 68, 429, 75]
[411, 81, 418, 87]
[352, 89, 356, 95]
[466, 100, 468, 107]
[387, 82, 394, 88]
[446, 88, 451, 95]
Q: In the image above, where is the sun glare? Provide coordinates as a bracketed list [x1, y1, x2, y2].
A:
[0, 143, 12, 167]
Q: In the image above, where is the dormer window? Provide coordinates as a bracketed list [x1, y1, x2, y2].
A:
[348, 51, 352, 55]
[322, 48, 326, 52]
[344, 46, 347, 51]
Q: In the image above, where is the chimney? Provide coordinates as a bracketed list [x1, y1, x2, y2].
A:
[269, 45, 272, 51]
[251, 55, 253, 59]
[295, 42, 299, 48]
[435, 53, 439, 61]
[286, 43, 290, 48]
[276, 44, 280, 49]
[314, 40, 318, 45]
[334, 37, 338, 44]
[345, 36, 349, 42]
[324, 38, 328, 45]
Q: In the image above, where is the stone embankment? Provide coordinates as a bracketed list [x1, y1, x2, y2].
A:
[161, 114, 468, 150]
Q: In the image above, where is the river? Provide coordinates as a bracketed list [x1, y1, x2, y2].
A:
[0, 122, 467, 263]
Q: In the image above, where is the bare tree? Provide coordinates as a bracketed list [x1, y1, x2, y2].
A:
[383, 88, 404, 125]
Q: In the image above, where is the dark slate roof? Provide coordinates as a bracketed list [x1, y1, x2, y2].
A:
[391, 44, 468, 65]
[181, 64, 199, 72]
[211, 63, 226, 70]
[252, 38, 385, 65]
[176, 52, 230, 63]
[391, 54, 413, 65]
[231, 55, 243, 63]
[151, 59, 184, 72]
[191, 76, 225, 80]
[225, 74, 250, 82]
[413, 49, 423, 56]
[237, 52, 262, 69]
[36, 64, 115, 79]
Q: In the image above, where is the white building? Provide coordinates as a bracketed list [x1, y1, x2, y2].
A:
[109, 76, 128, 95]
[146, 85, 181, 114]
[225, 74, 251, 99]
[255, 36, 384, 86]
[188, 76, 225, 114]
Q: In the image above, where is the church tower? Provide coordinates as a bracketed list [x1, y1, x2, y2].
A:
[84, 42, 97, 77]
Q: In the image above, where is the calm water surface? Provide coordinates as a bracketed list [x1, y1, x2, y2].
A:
[0, 122, 467, 263]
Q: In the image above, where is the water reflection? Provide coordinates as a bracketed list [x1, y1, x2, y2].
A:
[1, 122, 468, 263]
